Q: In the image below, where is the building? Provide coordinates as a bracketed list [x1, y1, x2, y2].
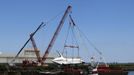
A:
[0, 49, 55, 64]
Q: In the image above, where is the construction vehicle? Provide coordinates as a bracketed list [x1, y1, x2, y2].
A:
[22, 5, 72, 66]
[10, 5, 72, 66]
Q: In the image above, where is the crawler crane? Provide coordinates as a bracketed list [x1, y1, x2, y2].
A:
[11, 5, 72, 66]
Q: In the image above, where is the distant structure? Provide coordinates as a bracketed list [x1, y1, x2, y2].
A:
[0, 49, 54, 63]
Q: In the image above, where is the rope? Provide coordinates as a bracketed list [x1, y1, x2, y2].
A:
[68, 14, 108, 66]
[76, 25, 102, 55]
[45, 10, 64, 24]
[75, 25, 108, 66]
[69, 15, 90, 58]
[69, 18, 79, 57]
[62, 23, 71, 55]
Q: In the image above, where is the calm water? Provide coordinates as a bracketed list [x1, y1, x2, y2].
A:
[128, 71, 134, 75]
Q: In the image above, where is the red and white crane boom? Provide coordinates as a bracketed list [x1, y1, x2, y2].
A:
[41, 6, 72, 64]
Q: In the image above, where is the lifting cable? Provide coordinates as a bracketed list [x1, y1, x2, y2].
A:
[69, 15, 79, 57]
[69, 15, 79, 47]
[62, 22, 71, 55]
[68, 14, 108, 65]
[74, 24, 108, 66]
[62, 15, 80, 57]
[75, 25, 102, 55]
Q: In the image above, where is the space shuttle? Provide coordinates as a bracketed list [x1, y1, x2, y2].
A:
[52, 52, 83, 65]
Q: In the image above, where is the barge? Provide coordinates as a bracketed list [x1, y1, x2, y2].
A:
[90, 65, 128, 75]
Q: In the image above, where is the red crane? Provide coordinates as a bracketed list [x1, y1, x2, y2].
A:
[41, 5, 72, 64]
[11, 5, 72, 66]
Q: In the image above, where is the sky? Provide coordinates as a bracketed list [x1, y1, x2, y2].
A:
[0, 0, 134, 63]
